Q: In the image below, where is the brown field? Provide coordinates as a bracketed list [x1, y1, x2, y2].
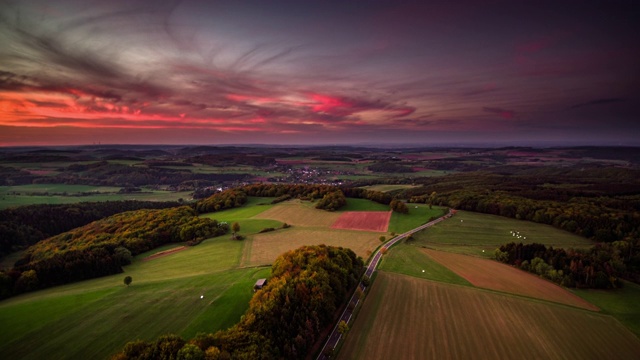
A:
[331, 211, 391, 232]
[339, 272, 640, 360]
[423, 249, 598, 311]
[142, 246, 187, 261]
[253, 201, 340, 227]
[244, 228, 379, 266]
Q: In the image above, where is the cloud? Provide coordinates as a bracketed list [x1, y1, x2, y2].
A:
[482, 107, 515, 119]
[570, 98, 626, 109]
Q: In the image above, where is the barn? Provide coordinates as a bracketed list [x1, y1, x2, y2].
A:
[254, 278, 267, 291]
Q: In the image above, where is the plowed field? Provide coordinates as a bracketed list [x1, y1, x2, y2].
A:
[423, 248, 598, 310]
[339, 272, 640, 360]
[331, 211, 391, 232]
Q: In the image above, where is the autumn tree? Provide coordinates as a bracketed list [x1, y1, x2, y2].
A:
[338, 320, 349, 335]
[231, 222, 240, 240]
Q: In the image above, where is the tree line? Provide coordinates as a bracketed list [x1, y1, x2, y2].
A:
[112, 245, 364, 360]
[0, 201, 180, 258]
[495, 240, 640, 288]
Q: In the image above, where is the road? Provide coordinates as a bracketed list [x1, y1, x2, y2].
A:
[316, 209, 453, 359]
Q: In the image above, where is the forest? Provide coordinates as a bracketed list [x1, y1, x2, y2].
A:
[0, 206, 227, 298]
[0, 200, 180, 257]
[112, 245, 364, 360]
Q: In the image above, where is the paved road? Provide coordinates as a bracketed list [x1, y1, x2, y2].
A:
[316, 209, 453, 359]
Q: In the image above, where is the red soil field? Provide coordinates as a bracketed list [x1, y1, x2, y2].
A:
[423, 248, 599, 311]
[331, 211, 391, 232]
[142, 246, 187, 261]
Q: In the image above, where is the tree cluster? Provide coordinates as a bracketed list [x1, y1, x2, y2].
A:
[390, 199, 408, 214]
[240, 183, 338, 200]
[0, 201, 180, 258]
[0, 207, 227, 299]
[495, 240, 640, 288]
[315, 191, 347, 211]
[341, 187, 392, 205]
[113, 245, 364, 360]
[194, 189, 248, 213]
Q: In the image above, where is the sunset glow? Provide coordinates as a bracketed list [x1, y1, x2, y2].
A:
[0, 0, 638, 146]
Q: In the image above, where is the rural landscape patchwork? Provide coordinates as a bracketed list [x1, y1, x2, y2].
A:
[1, 145, 639, 359]
[2, 1, 640, 359]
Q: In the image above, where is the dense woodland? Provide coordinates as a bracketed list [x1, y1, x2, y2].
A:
[495, 241, 639, 287]
[0, 207, 227, 298]
[0, 201, 179, 257]
[112, 245, 364, 360]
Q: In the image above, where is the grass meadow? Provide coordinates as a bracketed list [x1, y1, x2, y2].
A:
[412, 210, 594, 257]
[574, 281, 640, 337]
[338, 272, 640, 360]
[388, 204, 447, 234]
[0, 237, 269, 360]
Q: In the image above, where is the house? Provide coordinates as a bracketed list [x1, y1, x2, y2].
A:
[254, 278, 267, 291]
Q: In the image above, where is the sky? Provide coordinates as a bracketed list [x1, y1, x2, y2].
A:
[0, 0, 639, 147]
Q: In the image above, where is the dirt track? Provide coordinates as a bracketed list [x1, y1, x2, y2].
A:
[142, 246, 187, 261]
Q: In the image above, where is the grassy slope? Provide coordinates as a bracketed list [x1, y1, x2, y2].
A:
[0, 237, 269, 360]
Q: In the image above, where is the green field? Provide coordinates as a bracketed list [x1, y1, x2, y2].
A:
[0, 184, 192, 209]
[378, 245, 471, 286]
[412, 210, 594, 257]
[0, 237, 269, 360]
[573, 281, 640, 337]
[387, 204, 447, 234]
[340, 198, 390, 212]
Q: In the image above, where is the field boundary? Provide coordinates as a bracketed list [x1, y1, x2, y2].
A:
[142, 246, 187, 261]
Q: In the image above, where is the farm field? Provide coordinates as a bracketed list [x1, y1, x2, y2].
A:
[246, 228, 380, 266]
[331, 211, 391, 232]
[338, 272, 640, 360]
[253, 200, 341, 226]
[0, 184, 192, 209]
[422, 248, 598, 310]
[340, 198, 390, 211]
[378, 243, 472, 286]
[387, 204, 447, 234]
[361, 184, 420, 192]
[412, 210, 594, 257]
[0, 237, 269, 360]
[574, 281, 640, 337]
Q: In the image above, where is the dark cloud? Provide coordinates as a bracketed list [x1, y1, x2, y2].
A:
[570, 98, 626, 109]
[1, 0, 639, 146]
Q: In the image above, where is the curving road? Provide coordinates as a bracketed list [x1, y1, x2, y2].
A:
[316, 209, 454, 359]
